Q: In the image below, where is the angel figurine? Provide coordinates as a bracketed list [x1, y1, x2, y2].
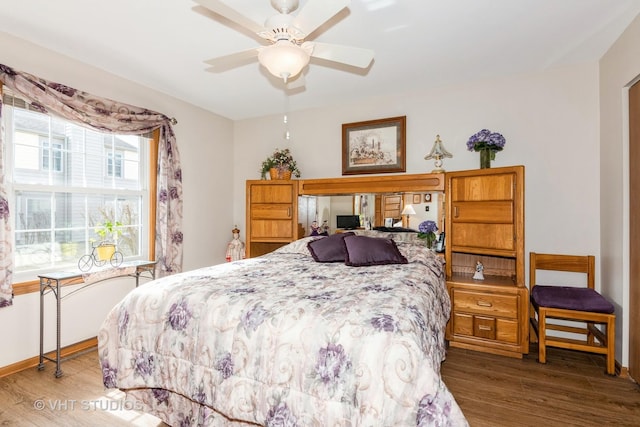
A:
[472, 261, 484, 280]
[225, 226, 245, 262]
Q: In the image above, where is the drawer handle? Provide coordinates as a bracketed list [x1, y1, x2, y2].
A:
[476, 300, 493, 307]
[287, 207, 291, 217]
[478, 325, 492, 331]
[454, 206, 459, 218]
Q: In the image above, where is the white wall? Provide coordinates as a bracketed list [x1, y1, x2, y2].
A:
[234, 63, 601, 257]
[0, 32, 234, 367]
[599, 13, 640, 368]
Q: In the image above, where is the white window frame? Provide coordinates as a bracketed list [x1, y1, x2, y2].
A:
[3, 99, 151, 283]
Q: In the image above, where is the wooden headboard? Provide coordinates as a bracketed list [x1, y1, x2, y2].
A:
[298, 173, 445, 196]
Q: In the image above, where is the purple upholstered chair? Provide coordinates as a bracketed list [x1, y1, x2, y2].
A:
[529, 252, 616, 375]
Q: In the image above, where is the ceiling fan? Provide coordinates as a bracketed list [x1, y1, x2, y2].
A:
[193, 0, 375, 83]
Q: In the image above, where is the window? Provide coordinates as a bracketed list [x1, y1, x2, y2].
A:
[42, 140, 63, 172]
[107, 152, 123, 178]
[3, 94, 152, 282]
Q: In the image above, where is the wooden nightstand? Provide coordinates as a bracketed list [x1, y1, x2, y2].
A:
[444, 166, 528, 358]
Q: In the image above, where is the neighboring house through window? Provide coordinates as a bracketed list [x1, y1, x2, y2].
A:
[107, 150, 124, 178]
[41, 139, 63, 172]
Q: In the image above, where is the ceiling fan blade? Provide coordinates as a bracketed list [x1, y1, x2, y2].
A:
[292, 0, 350, 36]
[307, 41, 374, 69]
[204, 48, 259, 72]
[192, 0, 266, 35]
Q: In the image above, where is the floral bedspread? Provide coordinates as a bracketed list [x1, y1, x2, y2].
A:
[98, 237, 468, 426]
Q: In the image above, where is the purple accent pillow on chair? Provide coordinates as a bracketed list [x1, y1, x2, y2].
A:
[307, 232, 355, 262]
[531, 285, 615, 314]
[343, 235, 408, 267]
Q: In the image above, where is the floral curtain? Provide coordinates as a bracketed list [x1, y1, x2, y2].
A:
[0, 82, 13, 307]
[0, 64, 183, 306]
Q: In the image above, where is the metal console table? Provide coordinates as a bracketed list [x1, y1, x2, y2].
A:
[38, 260, 157, 377]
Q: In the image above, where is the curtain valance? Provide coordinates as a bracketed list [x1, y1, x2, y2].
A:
[0, 64, 183, 308]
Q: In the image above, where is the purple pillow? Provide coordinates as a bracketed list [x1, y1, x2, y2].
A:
[307, 232, 355, 262]
[343, 235, 408, 267]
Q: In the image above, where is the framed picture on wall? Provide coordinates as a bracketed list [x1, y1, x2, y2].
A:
[424, 193, 432, 203]
[412, 194, 422, 204]
[342, 116, 406, 175]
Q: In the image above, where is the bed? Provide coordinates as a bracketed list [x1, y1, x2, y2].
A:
[98, 232, 468, 426]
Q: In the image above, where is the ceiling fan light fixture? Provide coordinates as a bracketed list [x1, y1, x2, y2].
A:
[198, 0, 373, 85]
[258, 41, 311, 81]
[270, 0, 299, 14]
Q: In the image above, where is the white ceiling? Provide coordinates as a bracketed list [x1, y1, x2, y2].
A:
[1, 0, 640, 121]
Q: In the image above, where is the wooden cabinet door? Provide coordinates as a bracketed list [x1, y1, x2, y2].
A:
[448, 169, 520, 256]
[250, 201, 294, 240]
[450, 223, 515, 252]
[450, 199, 514, 252]
[450, 174, 515, 250]
[451, 201, 514, 223]
[449, 173, 515, 202]
[251, 204, 293, 221]
[249, 219, 294, 239]
[250, 184, 294, 204]
[246, 181, 298, 257]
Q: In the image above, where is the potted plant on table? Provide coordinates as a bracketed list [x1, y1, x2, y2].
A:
[260, 148, 301, 180]
[94, 220, 123, 261]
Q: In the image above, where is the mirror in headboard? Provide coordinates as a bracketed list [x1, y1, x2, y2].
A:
[296, 173, 445, 236]
[298, 192, 443, 236]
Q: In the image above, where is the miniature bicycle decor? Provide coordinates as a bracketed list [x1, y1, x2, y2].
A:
[78, 220, 124, 272]
[78, 242, 123, 272]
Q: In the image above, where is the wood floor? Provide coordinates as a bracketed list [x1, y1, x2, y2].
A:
[0, 345, 638, 426]
[442, 344, 640, 426]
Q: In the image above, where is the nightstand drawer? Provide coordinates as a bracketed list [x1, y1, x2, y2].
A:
[452, 289, 518, 318]
[452, 313, 518, 343]
[474, 316, 496, 340]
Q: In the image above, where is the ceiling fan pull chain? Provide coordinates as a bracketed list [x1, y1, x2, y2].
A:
[283, 92, 291, 141]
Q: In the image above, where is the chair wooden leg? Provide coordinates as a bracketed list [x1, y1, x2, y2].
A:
[606, 317, 615, 375]
[529, 302, 538, 344]
[538, 309, 547, 364]
[587, 321, 595, 346]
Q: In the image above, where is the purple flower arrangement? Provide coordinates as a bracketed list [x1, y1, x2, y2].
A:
[466, 129, 506, 152]
[418, 220, 438, 235]
[418, 220, 438, 248]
